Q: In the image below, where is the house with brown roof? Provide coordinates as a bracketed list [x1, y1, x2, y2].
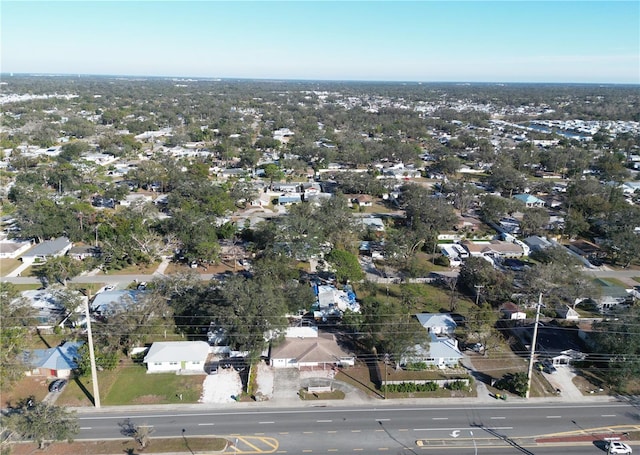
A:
[269, 331, 355, 369]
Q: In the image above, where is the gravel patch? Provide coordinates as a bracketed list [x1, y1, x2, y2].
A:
[200, 368, 243, 403]
[255, 361, 274, 398]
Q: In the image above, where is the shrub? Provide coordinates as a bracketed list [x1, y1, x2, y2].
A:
[382, 381, 439, 393]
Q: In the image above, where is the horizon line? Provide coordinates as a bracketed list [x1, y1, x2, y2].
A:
[2, 72, 639, 87]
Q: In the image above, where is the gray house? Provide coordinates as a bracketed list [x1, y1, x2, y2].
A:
[21, 237, 72, 264]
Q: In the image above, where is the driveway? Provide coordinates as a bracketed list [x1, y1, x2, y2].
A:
[541, 365, 583, 400]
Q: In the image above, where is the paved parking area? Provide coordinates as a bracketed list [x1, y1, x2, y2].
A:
[542, 365, 583, 400]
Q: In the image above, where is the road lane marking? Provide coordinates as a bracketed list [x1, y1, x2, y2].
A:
[546, 416, 562, 419]
[303, 431, 314, 434]
[601, 414, 616, 417]
[327, 430, 337, 433]
[254, 433, 265, 436]
[399, 429, 408, 432]
[490, 417, 506, 420]
[317, 419, 332, 423]
[376, 418, 390, 422]
[80, 427, 92, 430]
[353, 449, 363, 452]
[351, 430, 361, 433]
[279, 432, 289, 435]
[302, 450, 312, 453]
[375, 429, 384, 432]
[414, 427, 513, 431]
[328, 449, 338, 452]
[259, 421, 275, 424]
[378, 448, 389, 451]
[198, 423, 215, 426]
[432, 417, 448, 420]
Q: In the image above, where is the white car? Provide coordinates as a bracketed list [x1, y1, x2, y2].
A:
[606, 441, 633, 454]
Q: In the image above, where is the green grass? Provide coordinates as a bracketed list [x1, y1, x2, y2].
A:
[103, 363, 204, 405]
[632, 277, 640, 284]
[57, 358, 204, 407]
[0, 258, 21, 275]
[596, 277, 631, 288]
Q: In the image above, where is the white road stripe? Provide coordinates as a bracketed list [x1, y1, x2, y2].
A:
[198, 423, 215, 426]
[601, 414, 616, 417]
[432, 417, 448, 420]
[317, 419, 333, 423]
[80, 427, 92, 430]
[376, 419, 390, 422]
[414, 427, 512, 431]
[546, 416, 562, 419]
[259, 421, 275, 424]
[490, 417, 506, 420]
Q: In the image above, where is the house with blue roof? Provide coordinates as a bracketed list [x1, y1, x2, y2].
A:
[23, 341, 84, 378]
[513, 194, 545, 208]
[91, 290, 142, 316]
[401, 334, 464, 369]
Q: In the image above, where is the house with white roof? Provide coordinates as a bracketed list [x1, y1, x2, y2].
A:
[513, 194, 545, 208]
[415, 313, 457, 336]
[143, 341, 210, 373]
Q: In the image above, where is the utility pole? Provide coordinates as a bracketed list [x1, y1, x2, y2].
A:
[525, 293, 542, 399]
[474, 285, 484, 306]
[83, 290, 101, 408]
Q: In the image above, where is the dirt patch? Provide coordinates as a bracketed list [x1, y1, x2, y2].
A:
[2, 376, 50, 408]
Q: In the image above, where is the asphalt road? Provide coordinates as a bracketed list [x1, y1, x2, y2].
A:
[74, 402, 639, 453]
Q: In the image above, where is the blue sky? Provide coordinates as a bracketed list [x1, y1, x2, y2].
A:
[2, 1, 639, 83]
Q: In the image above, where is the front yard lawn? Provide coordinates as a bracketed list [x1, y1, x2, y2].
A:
[56, 359, 204, 406]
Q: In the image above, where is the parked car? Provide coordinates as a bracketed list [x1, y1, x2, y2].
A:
[605, 441, 632, 454]
[48, 379, 68, 392]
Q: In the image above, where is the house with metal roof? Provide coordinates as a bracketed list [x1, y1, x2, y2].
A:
[513, 194, 545, 208]
[416, 313, 457, 336]
[24, 341, 84, 378]
[143, 341, 210, 373]
[401, 334, 464, 369]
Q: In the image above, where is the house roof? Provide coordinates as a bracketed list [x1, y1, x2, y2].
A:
[523, 235, 552, 250]
[406, 334, 464, 361]
[24, 341, 84, 371]
[513, 194, 545, 204]
[143, 341, 210, 363]
[270, 333, 353, 362]
[415, 313, 457, 332]
[23, 237, 71, 258]
[91, 290, 142, 314]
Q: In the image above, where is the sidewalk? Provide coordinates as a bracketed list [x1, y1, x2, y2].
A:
[70, 381, 617, 415]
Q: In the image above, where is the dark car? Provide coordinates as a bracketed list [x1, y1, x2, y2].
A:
[48, 379, 68, 392]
